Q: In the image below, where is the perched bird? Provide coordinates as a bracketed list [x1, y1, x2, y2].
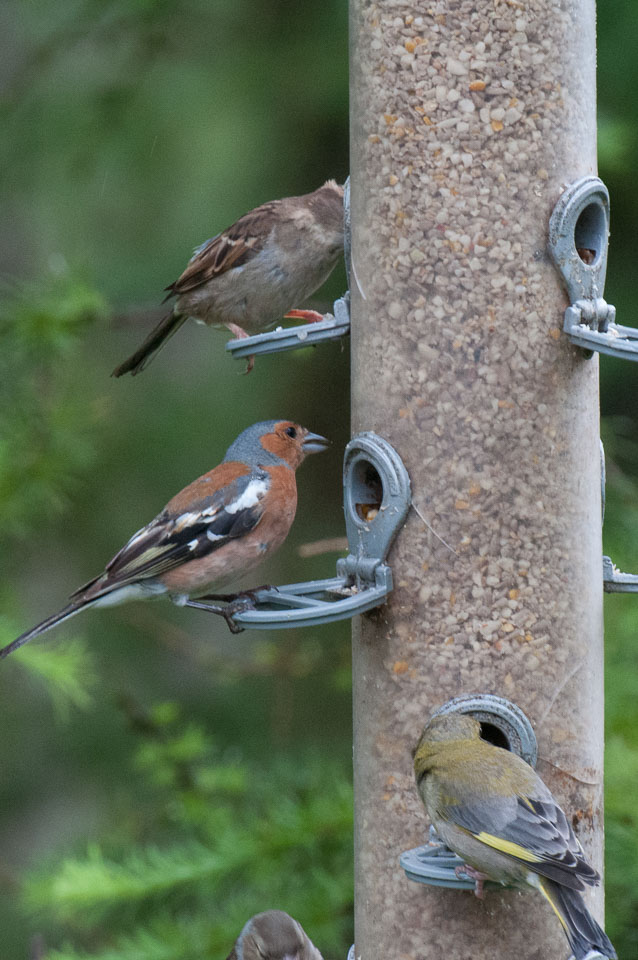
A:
[413, 713, 616, 960]
[225, 910, 324, 960]
[112, 180, 345, 377]
[1, 420, 328, 658]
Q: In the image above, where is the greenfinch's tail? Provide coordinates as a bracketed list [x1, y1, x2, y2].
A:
[538, 878, 617, 959]
[112, 311, 187, 377]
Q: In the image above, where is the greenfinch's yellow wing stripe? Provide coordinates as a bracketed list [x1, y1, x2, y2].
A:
[474, 832, 543, 862]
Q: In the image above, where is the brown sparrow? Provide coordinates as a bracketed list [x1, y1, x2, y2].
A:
[112, 180, 345, 376]
[225, 911, 324, 960]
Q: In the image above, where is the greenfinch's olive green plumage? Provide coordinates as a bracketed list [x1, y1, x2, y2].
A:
[414, 713, 616, 960]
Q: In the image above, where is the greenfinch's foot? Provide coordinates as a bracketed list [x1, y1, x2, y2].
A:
[455, 863, 488, 899]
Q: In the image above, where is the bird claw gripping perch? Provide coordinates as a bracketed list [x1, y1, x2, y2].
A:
[225, 294, 351, 361]
[183, 585, 280, 633]
[194, 432, 411, 633]
[183, 594, 257, 634]
[548, 176, 638, 360]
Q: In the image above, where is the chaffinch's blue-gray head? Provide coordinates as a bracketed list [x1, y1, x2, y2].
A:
[223, 419, 329, 471]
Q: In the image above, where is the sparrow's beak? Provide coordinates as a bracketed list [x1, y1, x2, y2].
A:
[302, 431, 330, 454]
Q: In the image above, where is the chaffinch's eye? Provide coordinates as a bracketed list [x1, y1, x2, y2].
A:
[285, 426, 297, 438]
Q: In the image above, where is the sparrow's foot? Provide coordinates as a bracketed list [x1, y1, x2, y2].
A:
[455, 864, 488, 899]
[224, 323, 254, 371]
[226, 323, 250, 339]
[284, 309, 325, 324]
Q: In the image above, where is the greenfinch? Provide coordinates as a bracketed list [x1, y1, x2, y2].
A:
[225, 910, 324, 960]
[413, 713, 616, 960]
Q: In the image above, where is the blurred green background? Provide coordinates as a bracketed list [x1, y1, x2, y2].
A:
[0, 1, 636, 957]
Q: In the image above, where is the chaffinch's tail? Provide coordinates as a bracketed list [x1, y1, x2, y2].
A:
[538, 879, 617, 959]
[112, 311, 187, 377]
[0, 600, 90, 660]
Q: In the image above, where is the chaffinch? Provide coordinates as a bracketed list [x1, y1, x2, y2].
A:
[413, 713, 616, 960]
[1, 420, 328, 659]
[225, 910, 324, 960]
[112, 180, 345, 377]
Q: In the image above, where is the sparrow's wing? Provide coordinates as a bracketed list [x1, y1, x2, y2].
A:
[446, 788, 598, 890]
[165, 199, 282, 297]
[70, 470, 270, 598]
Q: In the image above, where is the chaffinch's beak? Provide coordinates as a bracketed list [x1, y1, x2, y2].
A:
[302, 432, 330, 454]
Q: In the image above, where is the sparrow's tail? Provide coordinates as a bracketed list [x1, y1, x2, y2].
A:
[539, 878, 617, 959]
[111, 311, 187, 377]
[0, 600, 92, 660]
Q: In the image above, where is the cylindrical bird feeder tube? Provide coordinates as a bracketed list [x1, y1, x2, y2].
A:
[349, 1, 602, 958]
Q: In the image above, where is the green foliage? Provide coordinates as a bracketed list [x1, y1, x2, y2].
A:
[601, 419, 638, 955]
[0, 618, 96, 718]
[606, 735, 638, 957]
[46, 918, 214, 960]
[0, 273, 106, 538]
[0, 272, 103, 709]
[23, 704, 354, 959]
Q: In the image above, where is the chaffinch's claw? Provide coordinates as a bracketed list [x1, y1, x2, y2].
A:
[183, 595, 254, 634]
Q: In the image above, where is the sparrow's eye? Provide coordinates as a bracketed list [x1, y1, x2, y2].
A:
[285, 426, 297, 439]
